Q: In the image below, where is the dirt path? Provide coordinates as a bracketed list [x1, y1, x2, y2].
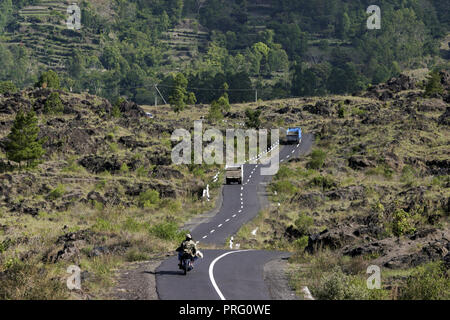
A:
[109, 259, 164, 300]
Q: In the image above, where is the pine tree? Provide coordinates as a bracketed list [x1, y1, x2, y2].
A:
[169, 73, 188, 113]
[44, 92, 64, 114]
[187, 92, 197, 105]
[245, 108, 262, 129]
[425, 70, 444, 97]
[6, 109, 45, 167]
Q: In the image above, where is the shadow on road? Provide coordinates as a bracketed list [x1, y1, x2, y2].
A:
[145, 270, 184, 276]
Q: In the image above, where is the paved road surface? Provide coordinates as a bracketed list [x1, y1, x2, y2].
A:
[156, 134, 313, 300]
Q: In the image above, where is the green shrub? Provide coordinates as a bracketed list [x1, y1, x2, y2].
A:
[0, 81, 17, 94]
[108, 142, 119, 153]
[245, 108, 262, 129]
[271, 180, 297, 194]
[111, 104, 121, 118]
[138, 189, 160, 208]
[35, 70, 60, 89]
[208, 101, 224, 122]
[312, 266, 370, 300]
[0, 258, 68, 299]
[48, 184, 65, 200]
[392, 209, 416, 237]
[400, 262, 450, 300]
[150, 221, 185, 242]
[294, 235, 309, 252]
[120, 163, 129, 174]
[294, 213, 314, 235]
[136, 166, 148, 178]
[163, 199, 182, 213]
[275, 166, 294, 179]
[308, 149, 326, 169]
[44, 92, 64, 114]
[122, 217, 144, 232]
[93, 217, 116, 232]
[338, 104, 346, 118]
[309, 175, 337, 190]
[351, 107, 366, 116]
[126, 249, 149, 262]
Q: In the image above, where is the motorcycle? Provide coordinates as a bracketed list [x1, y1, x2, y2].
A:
[179, 250, 204, 275]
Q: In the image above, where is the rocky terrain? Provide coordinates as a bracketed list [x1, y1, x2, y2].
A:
[232, 72, 449, 298]
[0, 71, 449, 299]
[0, 88, 220, 299]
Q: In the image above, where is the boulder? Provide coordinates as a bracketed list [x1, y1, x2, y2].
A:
[348, 155, 375, 170]
[438, 107, 450, 126]
[306, 226, 358, 253]
[303, 101, 333, 116]
[79, 155, 122, 174]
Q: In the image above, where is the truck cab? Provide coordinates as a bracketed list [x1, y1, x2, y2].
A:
[286, 127, 302, 144]
[225, 165, 243, 185]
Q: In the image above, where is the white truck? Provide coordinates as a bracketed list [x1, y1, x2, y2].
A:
[225, 165, 243, 185]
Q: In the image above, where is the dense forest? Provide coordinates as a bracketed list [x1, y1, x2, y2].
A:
[0, 0, 449, 104]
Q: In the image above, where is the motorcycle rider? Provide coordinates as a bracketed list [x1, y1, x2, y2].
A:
[176, 234, 198, 269]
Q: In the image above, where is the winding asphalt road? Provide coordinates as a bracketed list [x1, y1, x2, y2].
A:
[156, 133, 314, 300]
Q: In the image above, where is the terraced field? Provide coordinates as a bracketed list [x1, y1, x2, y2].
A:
[162, 19, 210, 66]
[3, 1, 101, 72]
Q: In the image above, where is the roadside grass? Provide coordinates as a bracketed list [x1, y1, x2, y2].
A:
[0, 181, 218, 298]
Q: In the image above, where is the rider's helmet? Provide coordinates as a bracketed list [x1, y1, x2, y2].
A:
[185, 233, 192, 240]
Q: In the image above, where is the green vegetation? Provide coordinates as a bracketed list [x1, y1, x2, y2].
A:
[0, 80, 17, 94]
[44, 92, 64, 114]
[392, 209, 416, 237]
[1, 0, 447, 104]
[400, 262, 450, 300]
[5, 109, 45, 167]
[294, 213, 314, 235]
[425, 70, 444, 97]
[0, 258, 68, 300]
[245, 108, 261, 129]
[138, 189, 160, 208]
[169, 73, 189, 113]
[307, 149, 326, 169]
[47, 184, 66, 200]
[150, 221, 186, 242]
[312, 266, 371, 300]
[35, 70, 60, 89]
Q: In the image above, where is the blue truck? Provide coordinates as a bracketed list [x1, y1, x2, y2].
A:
[286, 127, 302, 144]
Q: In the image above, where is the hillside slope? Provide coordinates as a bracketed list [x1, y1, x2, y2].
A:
[0, 71, 449, 299]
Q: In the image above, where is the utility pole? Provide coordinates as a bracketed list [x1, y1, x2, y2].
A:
[154, 84, 167, 105]
[255, 89, 258, 103]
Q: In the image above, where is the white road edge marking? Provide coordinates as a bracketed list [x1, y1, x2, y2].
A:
[209, 250, 253, 300]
